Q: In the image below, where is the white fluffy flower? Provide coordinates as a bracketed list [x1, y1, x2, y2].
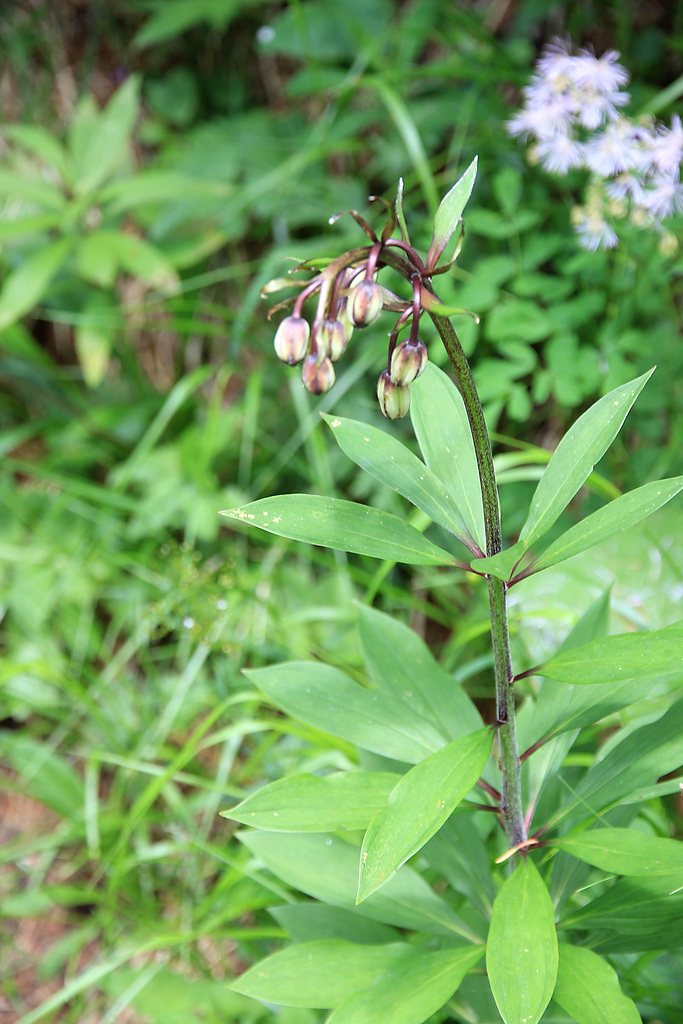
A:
[571, 48, 630, 94]
[584, 118, 643, 176]
[573, 208, 619, 250]
[642, 172, 683, 219]
[536, 133, 585, 174]
[646, 115, 683, 176]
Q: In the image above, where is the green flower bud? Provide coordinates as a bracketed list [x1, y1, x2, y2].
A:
[348, 279, 383, 328]
[390, 338, 428, 386]
[302, 353, 335, 394]
[377, 368, 410, 419]
[319, 318, 349, 361]
[274, 315, 310, 365]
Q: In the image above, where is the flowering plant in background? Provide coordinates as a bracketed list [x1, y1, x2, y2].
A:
[508, 39, 682, 251]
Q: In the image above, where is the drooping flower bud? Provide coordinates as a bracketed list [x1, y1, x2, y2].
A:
[377, 368, 410, 419]
[319, 318, 349, 361]
[302, 353, 335, 395]
[390, 338, 428, 386]
[274, 315, 310, 365]
[347, 279, 383, 328]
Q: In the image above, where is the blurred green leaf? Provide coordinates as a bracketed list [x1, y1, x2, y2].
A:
[358, 729, 491, 902]
[0, 237, 71, 332]
[486, 859, 558, 1024]
[0, 168, 66, 210]
[71, 76, 140, 196]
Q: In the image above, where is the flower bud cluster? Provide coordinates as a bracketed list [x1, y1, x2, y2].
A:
[269, 239, 431, 416]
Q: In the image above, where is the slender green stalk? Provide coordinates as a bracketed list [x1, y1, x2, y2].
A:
[429, 311, 527, 850]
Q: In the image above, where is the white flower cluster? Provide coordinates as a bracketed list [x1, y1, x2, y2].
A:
[508, 39, 682, 251]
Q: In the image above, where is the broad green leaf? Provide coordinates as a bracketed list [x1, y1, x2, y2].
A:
[358, 730, 492, 902]
[245, 662, 446, 763]
[230, 939, 415, 1007]
[0, 237, 72, 333]
[486, 860, 558, 1024]
[555, 827, 683, 877]
[530, 477, 683, 573]
[328, 946, 485, 1024]
[0, 167, 67, 210]
[270, 903, 401, 946]
[539, 627, 683, 685]
[553, 696, 683, 824]
[133, 0, 251, 48]
[239, 831, 479, 939]
[426, 157, 477, 270]
[411, 363, 485, 553]
[358, 606, 482, 743]
[553, 945, 642, 1023]
[221, 495, 455, 566]
[518, 369, 654, 551]
[73, 76, 140, 195]
[0, 213, 64, 241]
[223, 771, 398, 832]
[76, 231, 121, 288]
[321, 413, 474, 548]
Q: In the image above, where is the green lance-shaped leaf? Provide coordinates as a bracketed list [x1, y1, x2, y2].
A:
[357, 729, 491, 902]
[426, 157, 478, 271]
[358, 605, 483, 743]
[529, 476, 683, 574]
[239, 830, 478, 939]
[221, 495, 455, 566]
[72, 75, 140, 196]
[553, 945, 642, 1024]
[230, 939, 416, 1008]
[328, 945, 485, 1024]
[538, 627, 683, 685]
[517, 369, 654, 552]
[411, 363, 486, 553]
[245, 662, 447, 764]
[321, 413, 476, 550]
[486, 859, 558, 1024]
[555, 827, 683, 877]
[0, 237, 72, 333]
[223, 771, 399, 832]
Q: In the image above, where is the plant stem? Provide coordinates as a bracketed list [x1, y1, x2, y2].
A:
[429, 311, 527, 850]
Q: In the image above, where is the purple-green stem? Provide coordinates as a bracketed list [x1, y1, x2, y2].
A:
[429, 309, 526, 851]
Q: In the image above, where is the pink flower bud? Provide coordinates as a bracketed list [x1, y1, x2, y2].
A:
[274, 316, 310, 365]
[302, 353, 335, 394]
[390, 338, 428, 386]
[347, 279, 383, 328]
[377, 368, 410, 419]
[319, 318, 349, 361]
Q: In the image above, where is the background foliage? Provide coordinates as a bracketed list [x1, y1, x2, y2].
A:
[1, 1, 681, 1021]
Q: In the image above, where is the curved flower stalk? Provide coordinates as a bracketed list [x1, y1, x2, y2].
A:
[508, 37, 682, 251]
